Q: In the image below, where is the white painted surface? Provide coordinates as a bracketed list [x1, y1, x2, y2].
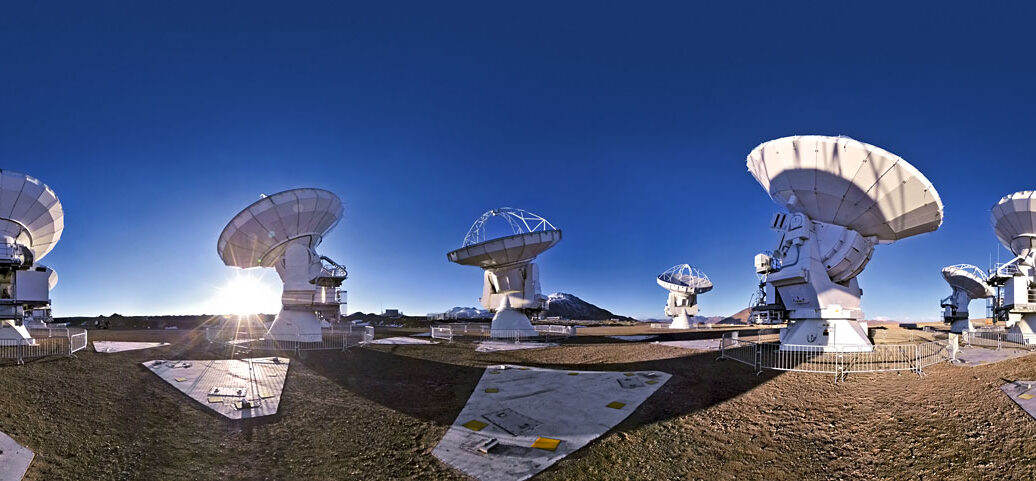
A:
[433, 365, 670, 481]
[368, 336, 437, 345]
[0, 170, 64, 260]
[93, 341, 170, 353]
[747, 135, 944, 241]
[475, 341, 558, 352]
[1001, 380, 1036, 421]
[992, 191, 1036, 257]
[0, 431, 33, 481]
[655, 339, 723, 350]
[606, 335, 657, 342]
[144, 357, 288, 420]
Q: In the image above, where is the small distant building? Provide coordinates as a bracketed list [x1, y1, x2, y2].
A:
[383, 309, 403, 318]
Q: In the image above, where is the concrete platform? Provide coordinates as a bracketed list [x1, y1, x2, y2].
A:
[93, 341, 170, 353]
[1001, 380, 1036, 420]
[954, 347, 1035, 367]
[654, 339, 723, 350]
[433, 364, 670, 481]
[144, 357, 288, 420]
[605, 335, 656, 342]
[0, 431, 33, 481]
[475, 342, 558, 353]
[369, 336, 437, 345]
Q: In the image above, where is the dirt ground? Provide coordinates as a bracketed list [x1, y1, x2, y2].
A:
[1, 326, 1035, 480]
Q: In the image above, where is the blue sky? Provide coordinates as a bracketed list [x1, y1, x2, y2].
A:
[1, 1, 1033, 320]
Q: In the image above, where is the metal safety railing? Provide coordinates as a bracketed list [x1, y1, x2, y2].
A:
[0, 327, 89, 365]
[961, 328, 1035, 350]
[429, 323, 575, 343]
[719, 332, 952, 382]
[206, 323, 366, 357]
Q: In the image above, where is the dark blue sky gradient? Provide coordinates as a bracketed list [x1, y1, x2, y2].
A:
[2, 2, 1033, 319]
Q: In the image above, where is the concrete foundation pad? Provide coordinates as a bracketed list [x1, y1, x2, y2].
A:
[93, 341, 171, 353]
[144, 357, 288, 420]
[1001, 380, 1036, 420]
[654, 339, 723, 351]
[369, 336, 437, 345]
[0, 431, 33, 481]
[433, 364, 670, 481]
[475, 342, 559, 353]
[605, 335, 657, 342]
[954, 347, 1035, 367]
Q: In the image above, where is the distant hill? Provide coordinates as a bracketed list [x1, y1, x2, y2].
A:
[542, 293, 635, 322]
[637, 307, 752, 325]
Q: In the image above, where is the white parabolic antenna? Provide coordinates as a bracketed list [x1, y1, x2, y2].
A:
[656, 264, 712, 329]
[940, 264, 993, 333]
[218, 188, 347, 342]
[989, 191, 1036, 343]
[0, 170, 64, 343]
[748, 135, 943, 351]
[447, 208, 561, 337]
[992, 191, 1036, 259]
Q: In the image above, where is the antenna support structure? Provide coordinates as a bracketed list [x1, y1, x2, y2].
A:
[218, 188, 347, 342]
[747, 136, 943, 352]
[447, 208, 561, 338]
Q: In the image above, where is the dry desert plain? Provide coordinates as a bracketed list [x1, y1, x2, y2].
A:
[1, 325, 1035, 480]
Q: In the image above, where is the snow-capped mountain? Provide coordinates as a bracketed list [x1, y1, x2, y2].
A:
[541, 292, 632, 321]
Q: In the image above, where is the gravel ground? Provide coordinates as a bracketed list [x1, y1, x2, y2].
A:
[1, 327, 1035, 480]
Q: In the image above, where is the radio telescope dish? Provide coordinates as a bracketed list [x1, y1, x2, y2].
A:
[748, 135, 944, 351]
[940, 264, 994, 333]
[747, 135, 943, 241]
[988, 191, 1036, 344]
[0, 170, 64, 343]
[218, 188, 347, 342]
[991, 191, 1036, 259]
[656, 264, 712, 329]
[447, 208, 562, 337]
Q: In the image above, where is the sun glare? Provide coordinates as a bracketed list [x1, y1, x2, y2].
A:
[213, 272, 279, 315]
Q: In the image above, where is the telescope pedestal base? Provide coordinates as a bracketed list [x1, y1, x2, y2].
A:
[669, 312, 692, 329]
[1008, 316, 1036, 345]
[489, 308, 538, 339]
[950, 318, 976, 334]
[267, 309, 323, 342]
[780, 319, 873, 352]
[0, 320, 32, 344]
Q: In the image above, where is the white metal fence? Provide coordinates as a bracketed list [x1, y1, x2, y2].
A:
[961, 329, 1034, 350]
[0, 327, 89, 364]
[206, 324, 366, 356]
[719, 332, 952, 381]
[429, 323, 575, 343]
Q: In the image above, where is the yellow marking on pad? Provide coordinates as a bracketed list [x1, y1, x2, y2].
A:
[624, 372, 635, 376]
[485, 388, 499, 393]
[645, 380, 658, 385]
[489, 371, 501, 374]
[518, 367, 530, 370]
[606, 401, 626, 409]
[1020, 393, 1035, 400]
[567, 372, 579, 376]
[530, 437, 561, 451]
[463, 420, 488, 431]
[207, 396, 223, 404]
[174, 377, 188, 382]
[259, 392, 275, 399]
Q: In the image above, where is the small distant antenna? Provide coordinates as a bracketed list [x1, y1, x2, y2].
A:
[656, 264, 713, 329]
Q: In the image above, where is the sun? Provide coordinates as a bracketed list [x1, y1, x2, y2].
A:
[212, 271, 280, 315]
